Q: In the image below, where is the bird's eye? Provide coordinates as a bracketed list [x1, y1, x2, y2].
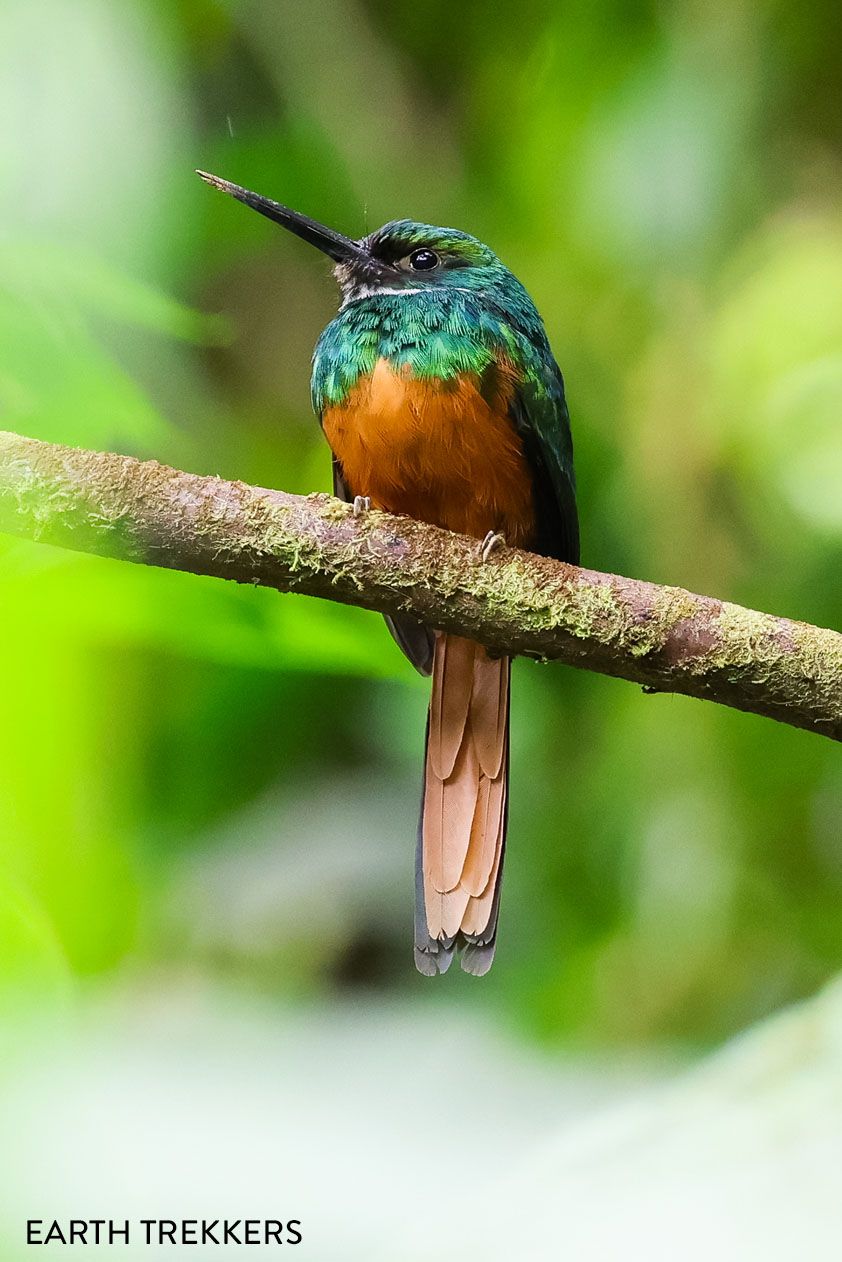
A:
[407, 248, 440, 271]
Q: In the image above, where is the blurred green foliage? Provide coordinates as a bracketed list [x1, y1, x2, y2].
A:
[0, 0, 840, 1047]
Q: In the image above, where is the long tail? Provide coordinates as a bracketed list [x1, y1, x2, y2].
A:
[414, 633, 510, 977]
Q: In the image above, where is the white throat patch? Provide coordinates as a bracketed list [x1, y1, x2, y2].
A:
[339, 285, 474, 310]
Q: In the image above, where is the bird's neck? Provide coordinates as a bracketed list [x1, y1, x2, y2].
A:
[312, 289, 515, 412]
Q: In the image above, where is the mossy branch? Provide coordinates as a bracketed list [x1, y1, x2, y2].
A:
[0, 429, 840, 741]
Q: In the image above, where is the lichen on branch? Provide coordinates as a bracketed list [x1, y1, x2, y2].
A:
[0, 429, 840, 741]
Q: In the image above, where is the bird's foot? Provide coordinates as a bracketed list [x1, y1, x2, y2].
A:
[353, 495, 371, 518]
[478, 530, 506, 563]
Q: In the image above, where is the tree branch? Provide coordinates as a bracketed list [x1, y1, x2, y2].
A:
[1, 429, 839, 741]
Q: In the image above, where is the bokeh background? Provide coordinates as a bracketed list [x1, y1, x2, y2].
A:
[1, 1, 841, 1256]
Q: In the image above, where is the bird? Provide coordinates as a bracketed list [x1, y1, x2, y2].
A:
[197, 170, 579, 976]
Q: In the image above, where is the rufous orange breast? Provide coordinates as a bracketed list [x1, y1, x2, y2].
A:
[321, 356, 536, 544]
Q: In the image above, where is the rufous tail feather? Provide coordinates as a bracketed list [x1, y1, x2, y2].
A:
[414, 633, 509, 976]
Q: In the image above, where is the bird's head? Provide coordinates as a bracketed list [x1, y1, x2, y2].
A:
[197, 172, 513, 306]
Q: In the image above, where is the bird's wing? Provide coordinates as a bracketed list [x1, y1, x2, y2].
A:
[330, 456, 351, 504]
[508, 368, 580, 565]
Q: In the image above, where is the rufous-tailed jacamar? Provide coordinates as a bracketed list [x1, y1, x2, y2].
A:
[198, 171, 579, 976]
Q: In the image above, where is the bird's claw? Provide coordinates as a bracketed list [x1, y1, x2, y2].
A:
[353, 495, 371, 518]
[478, 530, 506, 563]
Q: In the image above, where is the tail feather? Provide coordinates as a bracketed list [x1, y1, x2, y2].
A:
[428, 638, 474, 780]
[461, 770, 505, 897]
[469, 649, 509, 778]
[462, 800, 506, 928]
[415, 633, 509, 976]
[424, 736, 482, 895]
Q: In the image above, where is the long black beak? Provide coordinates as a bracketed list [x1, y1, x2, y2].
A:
[196, 170, 368, 266]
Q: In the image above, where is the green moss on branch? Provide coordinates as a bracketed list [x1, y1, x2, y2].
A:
[0, 429, 840, 741]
